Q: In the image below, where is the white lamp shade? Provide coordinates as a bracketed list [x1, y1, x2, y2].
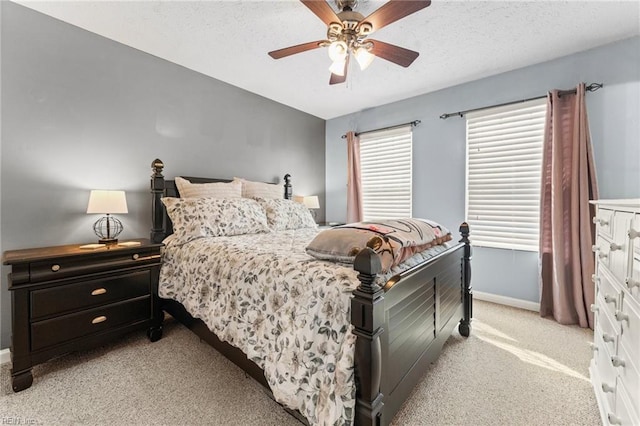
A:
[86, 190, 128, 214]
[294, 195, 320, 209]
[355, 47, 375, 70]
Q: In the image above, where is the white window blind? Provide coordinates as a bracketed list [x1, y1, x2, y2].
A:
[466, 98, 547, 251]
[360, 125, 413, 221]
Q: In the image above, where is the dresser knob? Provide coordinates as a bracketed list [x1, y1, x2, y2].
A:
[589, 342, 598, 352]
[611, 356, 626, 368]
[591, 274, 600, 283]
[608, 414, 622, 425]
[598, 252, 608, 260]
[592, 245, 600, 252]
[91, 288, 107, 296]
[604, 294, 617, 307]
[609, 242, 623, 252]
[91, 316, 107, 324]
[132, 253, 140, 260]
[601, 383, 615, 393]
[626, 277, 640, 289]
[593, 217, 609, 226]
[590, 304, 599, 313]
[51, 264, 60, 272]
[615, 310, 629, 322]
[629, 228, 639, 239]
[602, 333, 615, 343]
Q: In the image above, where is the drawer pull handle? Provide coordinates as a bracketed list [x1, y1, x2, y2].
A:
[601, 383, 615, 393]
[51, 264, 61, 272]
[626, 277, 640, 289]
[590, 304, 599, 313]
[591, 274, 600, 283]
[609, 242, 623, 252]
[602, 333, 615, 343]
[629, 228, 639, 239]
[604, 294, 617, 307]
[91, 316, 107, 324]
[615, 310, 629, 322]
[592, 245, 600, 253]
[598, 252, 608, 260]
[608, 414, 622, 425]
[593, 217, 609, 226]
[588, 342, 598, 352]
[91, 288, 107, 296]
[132, 254, 161, 262]
[611, 356, 626, 368]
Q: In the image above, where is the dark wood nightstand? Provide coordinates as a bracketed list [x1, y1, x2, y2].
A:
[2, 239, 163, 392]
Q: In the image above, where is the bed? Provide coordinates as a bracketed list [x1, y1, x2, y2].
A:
[148, 158, 472, 425]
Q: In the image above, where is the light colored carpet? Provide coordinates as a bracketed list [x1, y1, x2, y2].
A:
[0, 300, 600, 425]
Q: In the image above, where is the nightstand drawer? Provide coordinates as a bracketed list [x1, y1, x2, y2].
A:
[28, 248, 160, 283]
[30, 270, 151, 320]
[31, 296, 150, 351]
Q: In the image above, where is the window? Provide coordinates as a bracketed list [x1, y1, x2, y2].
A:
[466, 98, 547, 251]
[360, 125, 413, 221]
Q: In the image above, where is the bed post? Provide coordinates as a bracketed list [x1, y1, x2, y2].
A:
[283, 173, 292, 200]
[458, 222, 473, 337]
[352, 248, 384, 425]
[151, 159, 166, 244]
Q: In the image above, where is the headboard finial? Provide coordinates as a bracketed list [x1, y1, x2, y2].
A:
[284, 174, 292, 200]
[152, 159, 164, 178]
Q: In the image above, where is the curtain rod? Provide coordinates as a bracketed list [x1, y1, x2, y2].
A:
[341, 120, 421, 139]
[439, 82, 603, 120]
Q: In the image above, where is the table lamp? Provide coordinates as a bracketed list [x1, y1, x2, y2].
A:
[86, 190, 128, 244]
[294, 195, 320, 220]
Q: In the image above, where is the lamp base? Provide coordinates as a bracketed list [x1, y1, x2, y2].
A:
[98, 238, 118, 245]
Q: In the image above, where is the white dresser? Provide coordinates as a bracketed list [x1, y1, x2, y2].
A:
[590, 199, 640, 426]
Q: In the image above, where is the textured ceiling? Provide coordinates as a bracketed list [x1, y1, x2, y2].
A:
[16, 0, 640, 119]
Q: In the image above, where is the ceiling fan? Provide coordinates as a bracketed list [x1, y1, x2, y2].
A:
[268, 0, 431, 85]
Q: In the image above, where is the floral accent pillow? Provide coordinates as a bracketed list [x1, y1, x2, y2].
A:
[175, 176, 242, 199]
[233, 177, 283, 199]
[255, 198, 317, 230]
[306, 218, 452, 272]
[162, 197, 270, 244]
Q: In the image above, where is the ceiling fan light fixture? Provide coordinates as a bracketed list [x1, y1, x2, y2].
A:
[354, 47, 374, 70]
[329, 59, 346, 76]
[328, 40, 348, 62]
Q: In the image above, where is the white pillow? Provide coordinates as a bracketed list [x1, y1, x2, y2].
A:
[175, 176, 242, 199]
[233, 177, 282, 199]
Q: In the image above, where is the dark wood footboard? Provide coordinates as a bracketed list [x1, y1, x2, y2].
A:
[149, 159, 472, 425]
[351, 224, 472, 425]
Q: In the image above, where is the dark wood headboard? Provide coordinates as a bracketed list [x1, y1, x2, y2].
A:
[150, 159, 293, 243]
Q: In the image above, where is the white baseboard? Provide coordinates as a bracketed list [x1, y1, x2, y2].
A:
[474, 291, 540, 312]
[0, 348, 10, 366]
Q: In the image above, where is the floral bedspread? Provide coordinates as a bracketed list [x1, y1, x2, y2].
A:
[159, 229, 454, 425]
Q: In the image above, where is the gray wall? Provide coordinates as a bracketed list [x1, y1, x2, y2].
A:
[326, 36, 640, 305]
[0, 2, 326, 349]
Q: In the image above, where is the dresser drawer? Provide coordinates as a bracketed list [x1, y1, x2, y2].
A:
[619, 293, 640, 372]
[595, 208, 615, 240]
[627, 255, 640, 303]
[613, 380, 640, 426]
[29, 248, 160, 283]
[596, 305, 619, 355]
[31, 296, 150, 351]
[597, 268, 622, 319]
[595, 332, 618, 410]
[616, 340, 639, 409]
[631, 213, 640, 258]
[30, 270, 151, 320]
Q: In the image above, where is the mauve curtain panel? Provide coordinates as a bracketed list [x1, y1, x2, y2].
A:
[539, 83, 599, 328]
[346, 131, 363, 223]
